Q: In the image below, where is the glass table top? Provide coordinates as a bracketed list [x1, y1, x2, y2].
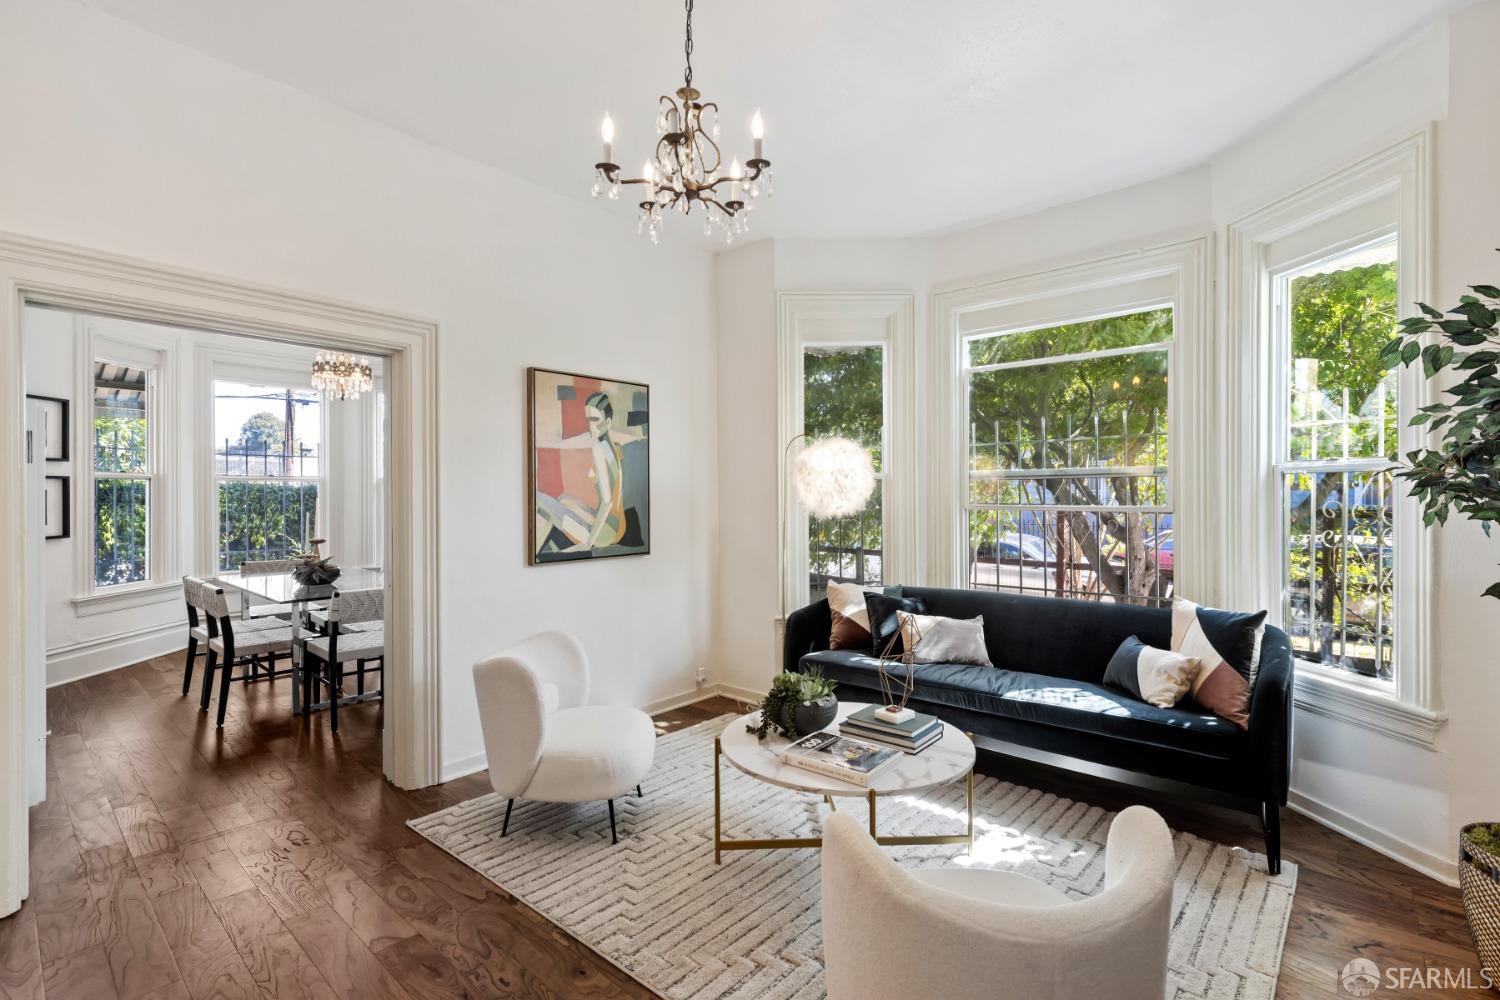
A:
[214, 566, 384, 605]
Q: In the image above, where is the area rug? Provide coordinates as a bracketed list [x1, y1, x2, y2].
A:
[410, 717, 1296, 1000]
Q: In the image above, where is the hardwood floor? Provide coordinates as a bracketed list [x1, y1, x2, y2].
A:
[0, 651, 1488, 998]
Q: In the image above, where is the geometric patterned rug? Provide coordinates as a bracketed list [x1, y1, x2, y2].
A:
[410, 716, 1296, 1000]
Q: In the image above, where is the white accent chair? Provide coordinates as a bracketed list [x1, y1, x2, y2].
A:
[473, 631, 655, 844]
[820, 805, 1175, 1000]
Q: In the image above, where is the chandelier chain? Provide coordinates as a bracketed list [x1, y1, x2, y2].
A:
[683, 0, 694, 88]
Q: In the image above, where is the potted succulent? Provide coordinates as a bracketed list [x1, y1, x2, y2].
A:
[289, 537, 341, 586]
[747, 668, 838, 739]
[1384, 274, 1500, 981]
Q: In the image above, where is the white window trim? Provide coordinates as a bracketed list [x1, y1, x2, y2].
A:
[196, 347, 329, 574]
[72, 317, 180, 609]
[931, 238, 1213, 600]
[776, 291, 916, 620]
[1224, 129, 1443, 747]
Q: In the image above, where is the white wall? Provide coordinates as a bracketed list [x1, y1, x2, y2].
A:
[712, 6, 1499, 882]
[0, 0, 717, 779]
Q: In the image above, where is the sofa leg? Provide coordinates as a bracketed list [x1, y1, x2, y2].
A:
[636, 784, 642, 798]
[501, 799, 513, 837]
[608, 799, 617, 845]
[1262, 800, 1281, 876]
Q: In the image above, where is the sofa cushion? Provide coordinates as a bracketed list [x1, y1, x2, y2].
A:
[899, 587, 1173, 684]
[802, 649, 1242, 758]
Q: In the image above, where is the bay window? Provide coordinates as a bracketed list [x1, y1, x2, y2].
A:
[965, 307, 1173, 606]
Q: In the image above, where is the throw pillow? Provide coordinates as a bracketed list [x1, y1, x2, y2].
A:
[864, 592, 928, 657]
[897, 611, 992, 667]
[826, 580, 881, 650]
[1103, 635, 1199, 709]
[1171, 597, 1267, 730]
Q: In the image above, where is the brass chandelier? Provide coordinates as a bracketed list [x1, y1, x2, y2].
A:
[591, 0, 772, 244]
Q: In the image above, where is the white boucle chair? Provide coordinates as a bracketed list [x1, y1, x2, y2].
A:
[473, 631, 655, 845]
[820, 805, 1174, 1000]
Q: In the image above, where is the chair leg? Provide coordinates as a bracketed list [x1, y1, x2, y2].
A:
[216, 655, 236, 728]
[329, 659, 341, 733]
[501, 799, 514, 837]
[608, 799, 617, 845]
[357, 659, 366, 695]
[199, 649, 218, 712]
[1262, 800, 1282, 876]
[301, 652, 314, 716]
[181, 638, 198, 696]
[636, 784, 642, 798]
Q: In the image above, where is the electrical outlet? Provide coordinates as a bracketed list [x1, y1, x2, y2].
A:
[696, 667, 707, 686]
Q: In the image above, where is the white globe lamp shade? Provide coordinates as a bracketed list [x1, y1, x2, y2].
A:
[793, 437, 876, 518]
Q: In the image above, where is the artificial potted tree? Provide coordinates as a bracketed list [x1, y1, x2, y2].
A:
[1383, 276, 1500, 983]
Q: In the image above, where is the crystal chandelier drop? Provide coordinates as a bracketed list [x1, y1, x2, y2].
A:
[311, 350, 373, 401]
[591, 0, 772, 245]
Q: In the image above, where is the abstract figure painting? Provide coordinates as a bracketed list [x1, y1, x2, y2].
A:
[527, 367, 650, 564]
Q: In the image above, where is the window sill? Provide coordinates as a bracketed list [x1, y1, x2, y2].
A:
[1292, 662, 1446, 750]
[72, 581, 181, 617]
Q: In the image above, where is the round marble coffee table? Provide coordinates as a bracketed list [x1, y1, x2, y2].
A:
[713, 701, 976, 863]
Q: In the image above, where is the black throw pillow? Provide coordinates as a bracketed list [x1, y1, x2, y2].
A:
[864, 592, 928, 657]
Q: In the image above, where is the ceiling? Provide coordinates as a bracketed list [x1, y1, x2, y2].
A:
[84, 0, 1460, 241]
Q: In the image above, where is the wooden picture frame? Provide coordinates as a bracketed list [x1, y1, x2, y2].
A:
[26, 394, 69, 461]
[526, 366, 651, 565]
[43, 476, 70, 540]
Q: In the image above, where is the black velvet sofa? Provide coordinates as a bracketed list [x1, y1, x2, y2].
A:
[784, 586, 1294, 873]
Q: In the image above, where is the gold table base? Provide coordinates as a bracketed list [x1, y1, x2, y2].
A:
[712, 735, 975, 864]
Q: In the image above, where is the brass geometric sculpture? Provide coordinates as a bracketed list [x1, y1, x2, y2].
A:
[875, 613, 921, 720]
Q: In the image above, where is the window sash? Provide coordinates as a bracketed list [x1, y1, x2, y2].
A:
[963, 316, 1175, 608]
[91, 358, 156, 589]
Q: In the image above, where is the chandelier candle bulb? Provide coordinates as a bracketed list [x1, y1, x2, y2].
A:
[600, 112, 615, 165]
[751, 108, 764, 160]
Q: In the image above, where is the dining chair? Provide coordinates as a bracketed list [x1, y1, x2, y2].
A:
[199, 583, 296, 728]
[181, 576, 284, 698]
[234, 559, 302, 620]
[297, 587, 385, 733]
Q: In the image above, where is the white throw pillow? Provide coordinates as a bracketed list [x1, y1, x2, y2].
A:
[896, 611, 993, 667]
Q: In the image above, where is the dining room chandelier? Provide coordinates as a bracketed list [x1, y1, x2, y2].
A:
[591, 0, 772, 245]
[311, 350, 372, 401]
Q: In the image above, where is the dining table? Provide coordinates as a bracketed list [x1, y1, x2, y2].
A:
[214, 566, 385, 618]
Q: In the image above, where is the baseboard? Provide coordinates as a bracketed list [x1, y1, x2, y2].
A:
[1289, 787, 1458, 886]
[439, 752, 488, 784]
[46, 622, 184, 687]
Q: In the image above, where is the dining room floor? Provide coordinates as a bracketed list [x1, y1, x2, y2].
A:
[0, 652, 1489, 999]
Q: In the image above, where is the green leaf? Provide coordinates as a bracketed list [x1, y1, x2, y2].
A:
[1401, 341, 1421, 364]
[1409, 412, 1433, 425]
[1420, 301, 1443, 319]
[1484, 582, 1500, 601]
[1472, 285, 1500, 298]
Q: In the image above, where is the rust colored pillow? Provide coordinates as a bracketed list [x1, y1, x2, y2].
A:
[826, 580, 880, 650]
[829, 609, 872, 650]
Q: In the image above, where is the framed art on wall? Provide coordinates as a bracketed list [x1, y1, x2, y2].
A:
[527, 367, 650, 564]
[26, 394, 69, 461]
[43, 476, 70, 540]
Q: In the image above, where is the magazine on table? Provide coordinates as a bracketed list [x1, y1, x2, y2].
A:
[779, 731, 901, 786]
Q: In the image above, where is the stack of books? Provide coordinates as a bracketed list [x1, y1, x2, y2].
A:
[839, 705, 943, 753]
[779, 732, 900, 787]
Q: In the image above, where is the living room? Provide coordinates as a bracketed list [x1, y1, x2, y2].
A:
[2, 1, 1498, 998]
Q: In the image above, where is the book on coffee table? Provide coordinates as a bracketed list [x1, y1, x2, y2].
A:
[779, 731, 901, 787]
[838, 705, 943, 752]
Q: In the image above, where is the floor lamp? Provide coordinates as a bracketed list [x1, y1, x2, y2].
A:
[779, 434, 878, 624]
